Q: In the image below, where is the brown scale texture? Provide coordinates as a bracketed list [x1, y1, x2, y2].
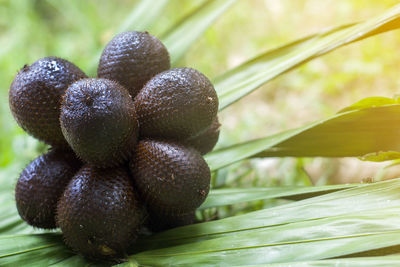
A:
[129, 139, 210, 215]
[15, 149, 82, 229]
[97, 31, 170, 98]
[60, 78, 139, 168]
[56, 165, 146, 260]
[147, 210, 196, 232]
[134, 68, 218, 140]
[184, 117, 221, 155]
[9, 57, 87, 147]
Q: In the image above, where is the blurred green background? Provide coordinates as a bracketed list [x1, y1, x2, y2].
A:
[1, 0, 400, 186]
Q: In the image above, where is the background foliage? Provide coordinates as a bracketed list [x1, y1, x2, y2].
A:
[2, 0, 400, 266]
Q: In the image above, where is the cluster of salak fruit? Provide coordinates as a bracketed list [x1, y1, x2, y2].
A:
[9, 31, 220, 260]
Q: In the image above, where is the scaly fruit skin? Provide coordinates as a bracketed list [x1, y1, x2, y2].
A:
[184, 117, 220, 155]
[134, 67, 218, 140]
[97, 31, 170, 98]
[15, 149, 82, 229]
[57, 165, 146, 260]
[60, 78, 139, 168]
[129, 139, 211, 215]
[9, 57, 87, 147]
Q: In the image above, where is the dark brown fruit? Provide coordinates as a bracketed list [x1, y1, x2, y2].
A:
[184, 117, 220, 155]
[9, 57, 87, 146]
[97, 31, 170, 98]
[60, 78, 139, 167]
[15, 149, 82, 229]
[129, 139, 211, 215]
[134, 67, 218, 140]
[56, 165, 146, 260]
[147, 210, 196, 232]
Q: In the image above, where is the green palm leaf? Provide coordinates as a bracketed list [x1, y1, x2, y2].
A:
[127, 179, 400, 266]
[256, 256, 400, 267]
[214, 4, 400, 110]
[2, 179, 400, 266]
[201, 184, 356, 209]
[162, 0, 237, 65]
[142, 178, 400, 246]
[116, 0, 170, 34]
[206, 99, 400, 171]
[3, 2, 400, 267]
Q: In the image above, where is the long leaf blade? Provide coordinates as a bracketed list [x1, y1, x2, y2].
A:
[215, 4, 400, 110]
[0, 233, 108, 266]
[116, 0, 170, 33]
[132, 207, 400, 266]
[2, 179, 400, 266]
[127, 179, 400, 266]
[206, 103, 400, 171]
[257, 256, 400, 267]
[162, 0, 237, 65]
[143, 178, 400, 244]
[201, 184, 356, 209]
